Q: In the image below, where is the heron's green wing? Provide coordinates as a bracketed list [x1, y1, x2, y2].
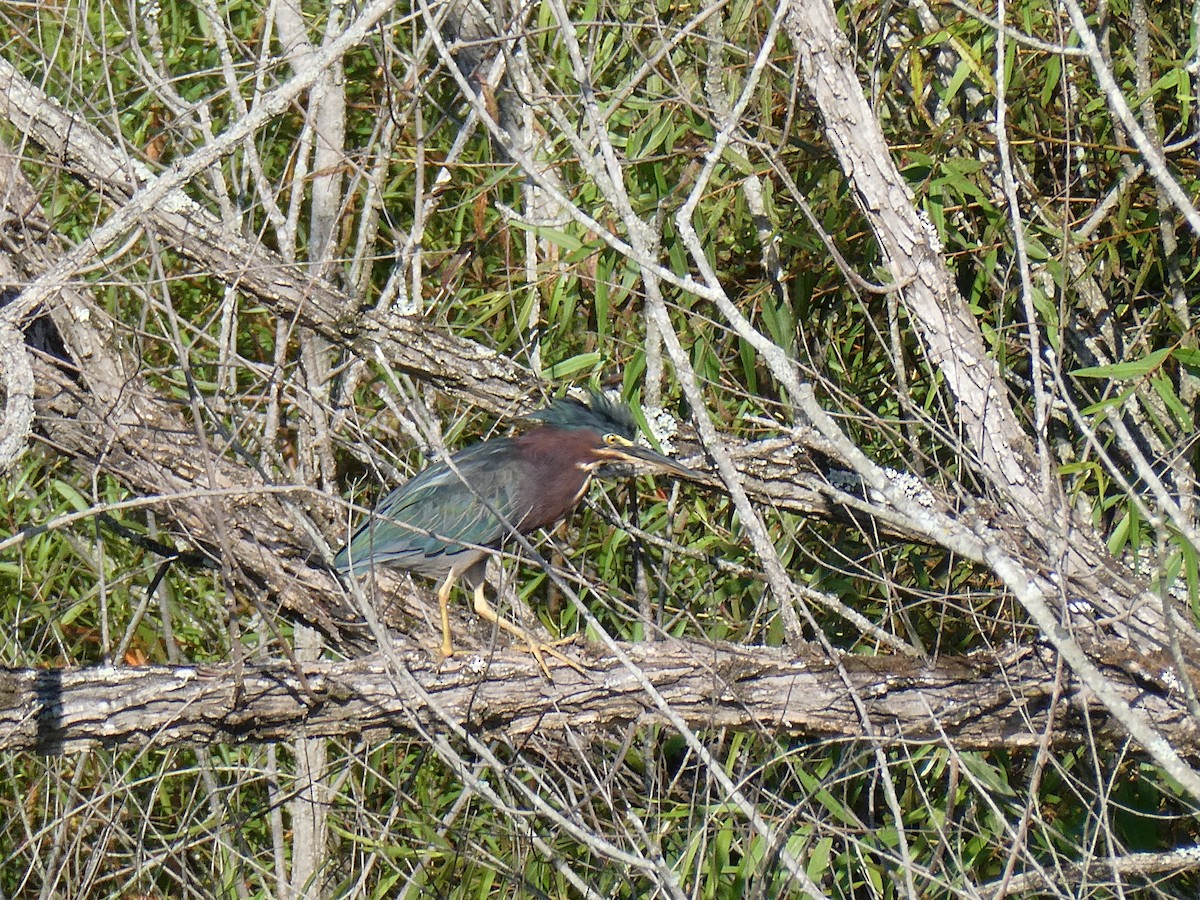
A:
[334, 439, 529, 575]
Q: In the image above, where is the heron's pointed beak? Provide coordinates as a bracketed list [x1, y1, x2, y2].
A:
[608, 443, 699, 479]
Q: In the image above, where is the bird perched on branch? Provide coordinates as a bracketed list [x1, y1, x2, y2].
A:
[334, 390, 697, 674]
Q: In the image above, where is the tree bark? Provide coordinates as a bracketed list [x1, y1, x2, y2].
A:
[1, 639, 1190, 755]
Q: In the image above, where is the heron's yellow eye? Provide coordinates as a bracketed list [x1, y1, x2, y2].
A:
[604, 433, 621, 446]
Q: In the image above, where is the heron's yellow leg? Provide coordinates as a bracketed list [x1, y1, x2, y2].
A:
[472, 582, 584, 677]
[437, 572, 457, 660]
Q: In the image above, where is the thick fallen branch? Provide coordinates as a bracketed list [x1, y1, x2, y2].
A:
[2, 639, 1190, 755]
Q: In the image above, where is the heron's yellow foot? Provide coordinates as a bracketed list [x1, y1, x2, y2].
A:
[521, 637, 586, 678]
[437, 572, 457, 661]
[472, 583, 584, 677]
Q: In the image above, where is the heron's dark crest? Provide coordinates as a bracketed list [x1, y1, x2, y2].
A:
[526, 390, 639, 441]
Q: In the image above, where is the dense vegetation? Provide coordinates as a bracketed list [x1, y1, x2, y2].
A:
[1, 0, 1198, 896]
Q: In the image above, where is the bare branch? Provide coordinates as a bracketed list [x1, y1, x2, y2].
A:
[3, 639, 1188, 755]
[0, 320, 33, 474]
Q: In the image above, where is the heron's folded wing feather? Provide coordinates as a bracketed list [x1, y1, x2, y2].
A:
[335, 439, 531, 574]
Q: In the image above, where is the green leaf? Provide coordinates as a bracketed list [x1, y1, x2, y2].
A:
[1073, 347, 1171, 380]
[1040, 55, 1062, 106]
[961, 751, 1016, 798]
[1173, 347, 1200, 372]
[51, 479, 89, 514]
[541, 351, 601, 380]
[1183, 540, 1200, 620]
[1079, 386, 1134, 416]
[806, 835, 833, 882]
[1151, 376, 1192, 432]
[508, 222, 584, 252]
[1108, 508, 1135, 556]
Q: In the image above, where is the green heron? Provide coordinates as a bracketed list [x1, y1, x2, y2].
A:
[334, 391, 697, 672]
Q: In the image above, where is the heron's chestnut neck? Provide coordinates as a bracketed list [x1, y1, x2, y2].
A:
[513, 426, 604, 530]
